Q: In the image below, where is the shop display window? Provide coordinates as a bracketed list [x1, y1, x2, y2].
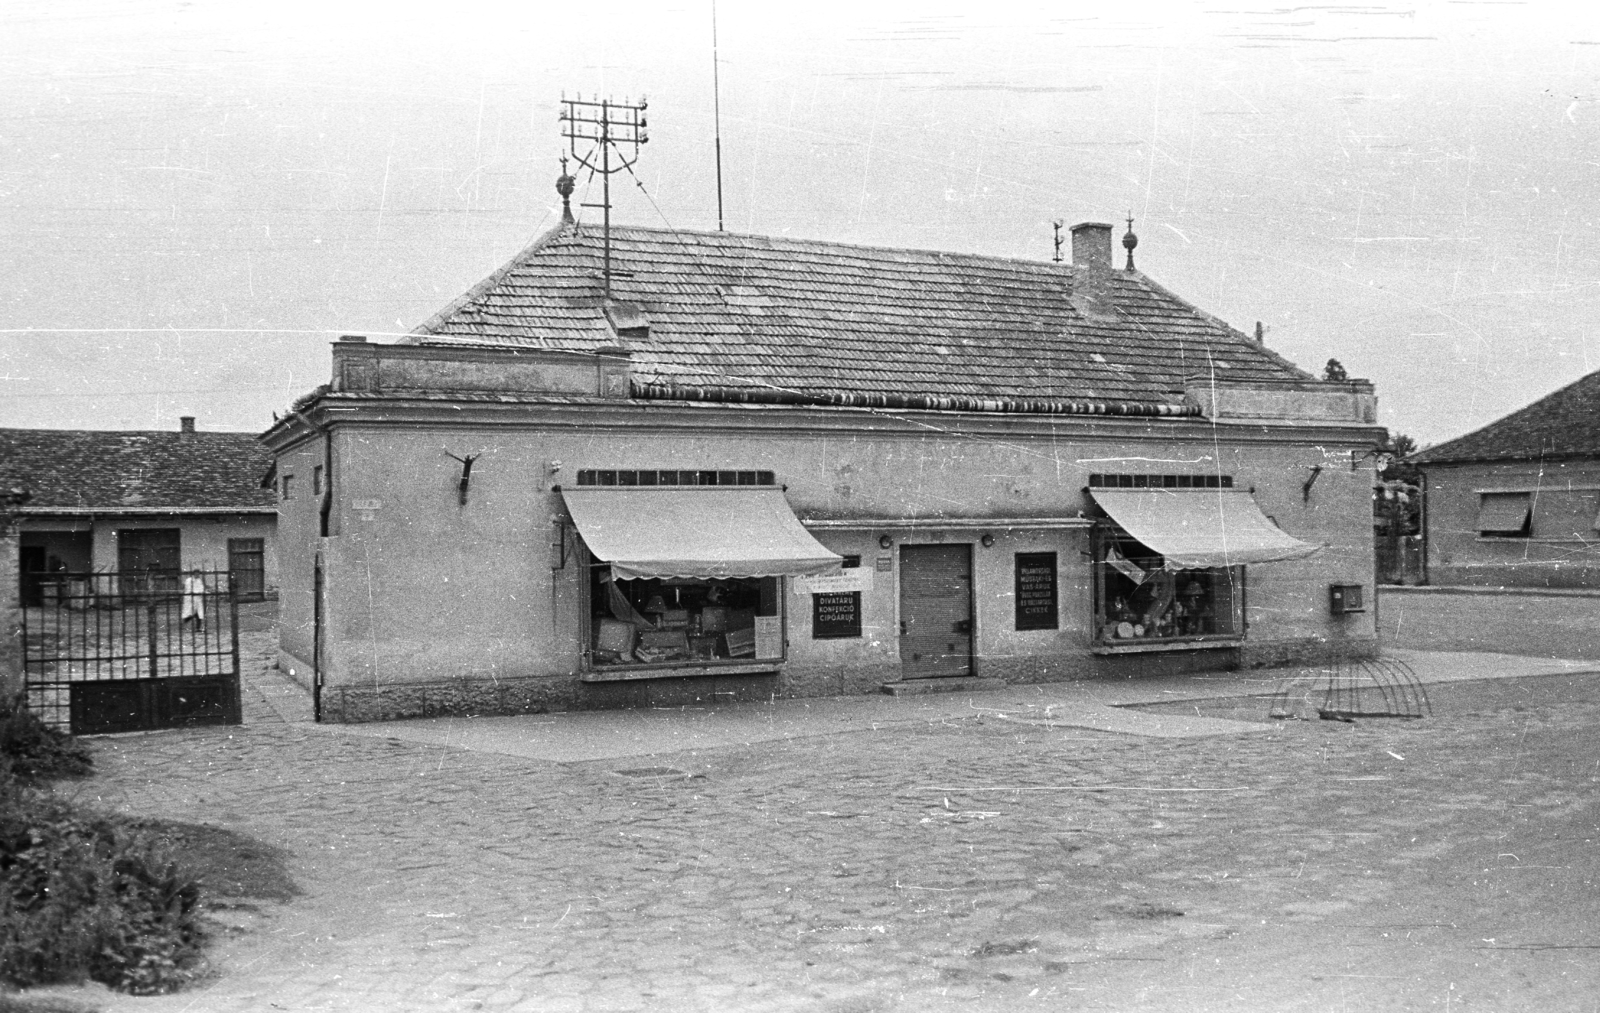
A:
[588, 567, 782, 667]
[1093, 527, 1243, 645]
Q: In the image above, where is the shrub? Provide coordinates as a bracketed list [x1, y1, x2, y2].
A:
[0, 781, 205, 994]
[0, 696, 91, 783]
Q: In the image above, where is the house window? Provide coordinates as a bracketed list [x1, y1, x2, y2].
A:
[1476, 492, 1531, 537]
[1014, 552, 1058, 631]
[589, 567, 783, 668]
[811, 555, 863, 639]
[228, 538, 266, 601]
[1093, 526, 1242, 645]
[313, 465, 324, 497]
[281, 475, 294, 501]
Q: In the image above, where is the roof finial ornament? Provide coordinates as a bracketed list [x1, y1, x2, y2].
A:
[1122, 212, 1138, 271]
[556, 155, 576, 224]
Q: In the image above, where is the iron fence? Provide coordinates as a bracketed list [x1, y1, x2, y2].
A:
[21, 569, 241, 734]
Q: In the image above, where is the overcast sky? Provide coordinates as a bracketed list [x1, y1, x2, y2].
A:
[3, 0, 1599, 446]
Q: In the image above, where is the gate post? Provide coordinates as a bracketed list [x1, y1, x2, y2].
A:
[147, 595, 159, 680]
[0, 483, 31, 702]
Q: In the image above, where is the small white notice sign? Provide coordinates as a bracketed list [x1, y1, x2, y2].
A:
[754, 616, 783, 659]
[351, 499, 382, 511]
[793, 568, 874, 594]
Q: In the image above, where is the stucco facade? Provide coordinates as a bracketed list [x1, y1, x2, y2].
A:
[267, 343, 1382, 723]
[1419, 459, 1600, 588]
[1411, 368, 1600, 589]
[2, 424, 279, 603]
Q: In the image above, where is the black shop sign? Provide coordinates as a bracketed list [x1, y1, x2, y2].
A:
[1014, 552, 1058, 631]
[812, 555, 863, 639]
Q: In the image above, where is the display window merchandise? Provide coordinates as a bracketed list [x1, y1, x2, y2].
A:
[1093, 527, 1243, 645]
[588, 568, 783, 668]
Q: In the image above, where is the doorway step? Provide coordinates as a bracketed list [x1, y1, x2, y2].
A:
[880, 677, 1006, 697]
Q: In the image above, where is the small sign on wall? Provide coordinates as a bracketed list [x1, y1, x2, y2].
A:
[1015, 551, 1059, 631]
[812, 592, 862, 639]
[794, 568, 873, 594]
[754, 616, 784, 659]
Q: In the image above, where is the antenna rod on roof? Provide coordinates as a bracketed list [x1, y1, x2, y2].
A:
[560, 93, 648, 300]
[712, 0, 726, 232]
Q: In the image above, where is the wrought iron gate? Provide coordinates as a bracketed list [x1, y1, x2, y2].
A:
[21, 569, 242, 735]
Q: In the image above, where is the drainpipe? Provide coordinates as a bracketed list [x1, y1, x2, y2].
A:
[290, 407, 333, 722]
[0, 484, 32, 703]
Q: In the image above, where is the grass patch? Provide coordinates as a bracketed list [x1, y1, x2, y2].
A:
[0, 701, 91, 783]
[0, 782, 206, 994]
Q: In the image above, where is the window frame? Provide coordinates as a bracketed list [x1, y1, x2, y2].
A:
[580, 552, 788, 675]
[1474, 492, 1532, 539]
[1090, 523, 1245, 653]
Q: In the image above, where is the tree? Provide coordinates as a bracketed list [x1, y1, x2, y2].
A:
[1379, 431, 1419, 484]
[1323, 358, 1348, 382]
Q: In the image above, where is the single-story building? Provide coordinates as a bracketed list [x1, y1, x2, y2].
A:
[1411, 368, 1600, 588]
[263, 217, 1385, 723]
[1, 418, 279, 602]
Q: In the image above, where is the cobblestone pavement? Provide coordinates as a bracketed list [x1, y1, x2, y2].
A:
[33, 631, 1600, 1012]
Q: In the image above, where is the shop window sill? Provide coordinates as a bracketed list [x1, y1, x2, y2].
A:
[1091, 637, 1243, 655]
[581, 660, 784, 683]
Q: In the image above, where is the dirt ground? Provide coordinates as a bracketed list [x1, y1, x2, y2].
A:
[21, 656, 1595, 1012]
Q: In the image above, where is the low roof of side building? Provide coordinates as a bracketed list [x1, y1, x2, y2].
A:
[0, 427, 277, 514]
[406, 222, 1315, 408]
[1411, 368, 1600, 465]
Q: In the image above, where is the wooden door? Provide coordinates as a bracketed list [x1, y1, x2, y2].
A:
[898, 544, 973, 678]
[228, 538, 265, 600]
[117, 528, 181, 595]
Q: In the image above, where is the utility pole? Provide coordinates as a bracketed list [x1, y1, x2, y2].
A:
[559, 94, 648, 300]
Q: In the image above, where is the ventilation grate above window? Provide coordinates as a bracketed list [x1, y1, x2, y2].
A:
[1088, 473, 1233, 489]
[576, 469, 776, 487]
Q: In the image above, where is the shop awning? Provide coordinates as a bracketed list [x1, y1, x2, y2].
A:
[1090, 489, 1320, 569]
[562, 487, 844, 580]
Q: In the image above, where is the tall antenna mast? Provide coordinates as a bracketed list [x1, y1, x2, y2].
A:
[712, 0, 725, 231]
[1052, 219, 1064, 263]
[560, 93, 649, 299]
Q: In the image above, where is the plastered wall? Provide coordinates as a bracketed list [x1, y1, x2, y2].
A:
[273, 411, 1379, 704]
[1423, 459, 1600, 588]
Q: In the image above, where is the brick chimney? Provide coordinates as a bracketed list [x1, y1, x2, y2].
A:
[1070, 222, 1117, 319]
[1071, 223, 1114, 271]
[179, 416, 195, 435]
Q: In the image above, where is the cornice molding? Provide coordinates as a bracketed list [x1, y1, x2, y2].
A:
[261, 394, 1382, 449]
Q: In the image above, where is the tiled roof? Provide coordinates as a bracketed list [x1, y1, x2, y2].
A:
[410, 224, 1313, 405]
[0, 428, 276, 511]
[1412, 369, 1600, 464]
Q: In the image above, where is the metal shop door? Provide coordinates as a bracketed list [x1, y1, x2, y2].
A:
[898, 544, 973, 679]
[20, 569, 242, 736]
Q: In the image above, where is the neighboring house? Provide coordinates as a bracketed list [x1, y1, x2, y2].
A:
[1, 418, 278, 602]
[1411, 369, 1600, 588]
[262, 219, 1385, 723]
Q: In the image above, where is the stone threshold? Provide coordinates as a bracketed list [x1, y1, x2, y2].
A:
[880, 677, 1008, 697]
